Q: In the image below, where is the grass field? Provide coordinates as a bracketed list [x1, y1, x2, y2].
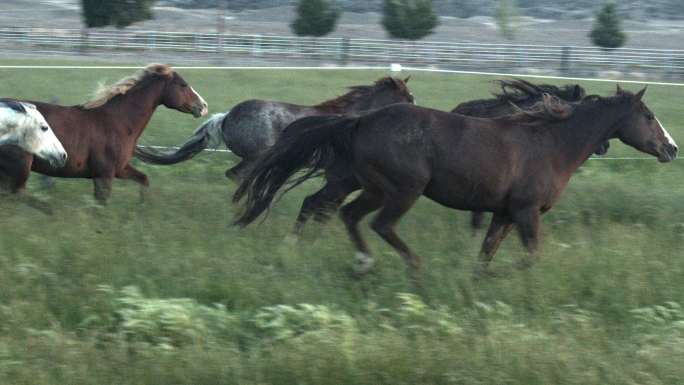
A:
[1, 59, 684, 384]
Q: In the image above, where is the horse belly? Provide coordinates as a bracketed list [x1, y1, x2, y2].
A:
[423, 168, 509, 212]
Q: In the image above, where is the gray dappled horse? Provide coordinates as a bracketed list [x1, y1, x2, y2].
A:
[134, 77, 414, 180]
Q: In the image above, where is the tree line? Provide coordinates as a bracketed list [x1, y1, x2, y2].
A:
[81, 0, 629, 48]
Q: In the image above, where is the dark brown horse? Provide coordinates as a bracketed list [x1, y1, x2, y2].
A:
[133, 76, 414, 180]
[233, 86, 677, 278]
[291, 79, 607, 236]
[0, 64, 208, 203]
[452, 79, 609, 232]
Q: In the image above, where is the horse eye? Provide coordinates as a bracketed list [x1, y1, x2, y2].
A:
[41, 125, 49, 132]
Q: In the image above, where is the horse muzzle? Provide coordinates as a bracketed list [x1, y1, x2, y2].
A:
[42, 150, 68, 168]
[191, 101, 209, 118]
[658, 143, 678, 163]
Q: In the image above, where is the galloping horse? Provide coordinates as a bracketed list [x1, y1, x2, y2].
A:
[233, 86, 677, 278]
[452, 79, 609, 232]
[133, 76, 414, 180]
[0, 64, 208, 203]
[291, 79, 608, 236]
[0, 100, 66, 166]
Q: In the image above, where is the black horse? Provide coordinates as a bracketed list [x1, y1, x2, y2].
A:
[234, 86, 677, 278]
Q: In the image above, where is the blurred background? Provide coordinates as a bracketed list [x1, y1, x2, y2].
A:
[2, 0, 684, 78]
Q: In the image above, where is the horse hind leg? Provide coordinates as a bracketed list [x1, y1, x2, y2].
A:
[339, 190, 383, 275]
[225, 158, 254, 182]
[116, 164, 150, 202]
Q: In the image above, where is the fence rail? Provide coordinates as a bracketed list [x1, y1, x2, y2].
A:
[2, 27, 684, 78]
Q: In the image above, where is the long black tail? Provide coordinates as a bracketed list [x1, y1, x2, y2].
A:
[134, 112, 226, 165]
[232, 115, 358, 227]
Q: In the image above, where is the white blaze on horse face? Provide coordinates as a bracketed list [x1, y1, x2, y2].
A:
[655, 117, 678, 149]
[190, 87, 209, 117]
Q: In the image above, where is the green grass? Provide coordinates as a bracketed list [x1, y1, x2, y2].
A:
[1, 59, 684, 384]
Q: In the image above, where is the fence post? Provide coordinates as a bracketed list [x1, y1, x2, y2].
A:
[79, 28, 89, 54]
[338, 37, 350, 65]
[560, 46, 571, 75]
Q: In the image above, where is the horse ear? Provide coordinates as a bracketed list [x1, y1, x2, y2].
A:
[573, 85, 585, 100]
[616, 84, 624, 95]
[3, 100, 27, 114]
[389, 77, 402, 89]
[633, 86, 647, 102]
[404, 76, 411, 83]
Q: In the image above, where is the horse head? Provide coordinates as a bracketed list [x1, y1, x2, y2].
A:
[0, 101, 67, 167]
[613, 85, 678, 162]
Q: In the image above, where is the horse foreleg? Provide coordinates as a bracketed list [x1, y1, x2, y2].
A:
[473, 213, 513, 279]
[370, 192, 423, 278]
[340, 190, 383, 275]
[93, 177, 113, 205]
[293, 177, 359, 236]
[470, 211, 488, 236]
[116, 164, 150, 202]
[511, 207, 541, 269]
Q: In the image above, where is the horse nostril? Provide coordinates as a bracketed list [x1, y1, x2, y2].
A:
[61, 153, 67, 161]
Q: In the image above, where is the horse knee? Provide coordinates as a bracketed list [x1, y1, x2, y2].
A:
[370, 217, 392, 238]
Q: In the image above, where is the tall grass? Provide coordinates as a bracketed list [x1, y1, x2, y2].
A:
[1, 60, 683, 384]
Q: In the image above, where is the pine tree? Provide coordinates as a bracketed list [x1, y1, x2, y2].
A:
[589, 2, 627, 49]
[495, 0, 518, 40]
[382, 0, 439, 40]
[291, 0, 341, 37]
[82, 0, 157, 29]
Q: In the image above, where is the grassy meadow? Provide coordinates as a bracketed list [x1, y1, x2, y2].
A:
[1, 59, 684, 384]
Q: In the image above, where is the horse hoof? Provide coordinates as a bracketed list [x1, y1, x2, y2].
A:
[283, 233, 299, 247]
[472, 265, 506, 281]
[513, 258, 536, 270]
[352, 252, 375, 277]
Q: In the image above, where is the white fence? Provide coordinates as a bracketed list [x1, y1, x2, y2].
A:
[2, 27, 684, 78]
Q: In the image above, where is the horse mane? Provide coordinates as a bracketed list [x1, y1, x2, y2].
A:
[453, 79, 585, 114]
[502, 93, 575, 125]
[315, 77, 407, 111]
[495, 79, 585, 103]
[81, 64, 173, 109]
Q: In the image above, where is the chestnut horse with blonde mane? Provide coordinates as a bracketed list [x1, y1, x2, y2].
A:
[0, 64, 208, 203]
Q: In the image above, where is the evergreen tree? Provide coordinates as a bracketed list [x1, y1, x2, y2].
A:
[290, 0, 341, 37]
[82, 0, 157, 29]
[495, 0, 518, 40]
[589, 2, 627, 49]
[382, 0, 439, 40]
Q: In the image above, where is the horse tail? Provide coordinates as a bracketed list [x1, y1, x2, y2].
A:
[134, 112, 227, 165]
[232, 115, 358, 227]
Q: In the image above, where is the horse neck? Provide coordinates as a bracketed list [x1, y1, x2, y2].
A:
[550, 101, 625, 173]
[101, 80, 165, 139]
[316, 95, 373, 114]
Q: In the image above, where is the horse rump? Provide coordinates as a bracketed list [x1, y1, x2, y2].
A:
[232, 114, 358, 227]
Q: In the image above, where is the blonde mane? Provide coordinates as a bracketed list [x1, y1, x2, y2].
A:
[81, 64, 173, 109]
